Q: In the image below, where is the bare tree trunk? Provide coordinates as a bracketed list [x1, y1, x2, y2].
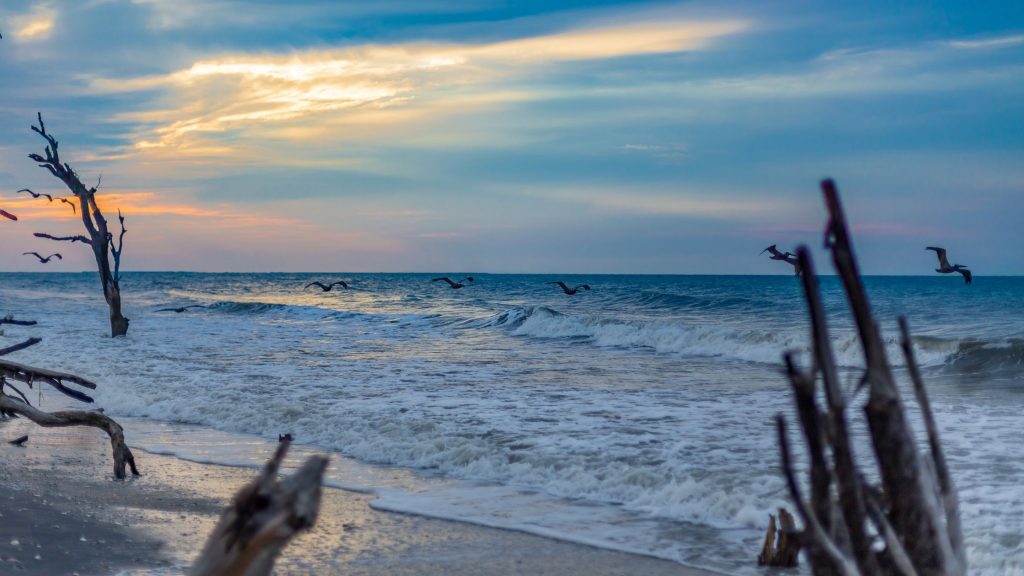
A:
[190, 441, 328, 576]
[24, 113, 130, 337]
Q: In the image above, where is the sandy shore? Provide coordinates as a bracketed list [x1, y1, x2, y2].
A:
[0, 417, 720, 576]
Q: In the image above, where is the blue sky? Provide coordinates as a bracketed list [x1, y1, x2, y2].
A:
[1, 0, 1022, 273]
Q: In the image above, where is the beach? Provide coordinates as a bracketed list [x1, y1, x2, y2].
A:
[0, 417, 718, 576]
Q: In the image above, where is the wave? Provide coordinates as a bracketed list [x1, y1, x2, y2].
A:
[627, 291, 754, 312]
[466, 306, 1020, 372]
[205, 301, 291, 314]
[942, 338, 1024, 375]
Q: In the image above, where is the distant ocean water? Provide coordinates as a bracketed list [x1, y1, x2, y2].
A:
[2, 272, 1022, 574]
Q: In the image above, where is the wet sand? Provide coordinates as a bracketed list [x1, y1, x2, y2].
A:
[0, 418, 720, 575]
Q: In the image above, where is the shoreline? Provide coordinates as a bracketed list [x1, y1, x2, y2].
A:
[0, 418, 720, 576]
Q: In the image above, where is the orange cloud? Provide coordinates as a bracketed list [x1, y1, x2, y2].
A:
[84, 16, 751, 161]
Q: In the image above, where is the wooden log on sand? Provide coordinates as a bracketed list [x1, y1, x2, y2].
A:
[190, 440, 328, 576]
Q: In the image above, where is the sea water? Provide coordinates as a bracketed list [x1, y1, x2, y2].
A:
[1, 272, 1021, 574]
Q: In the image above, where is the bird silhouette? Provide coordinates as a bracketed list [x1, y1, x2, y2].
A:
[304, 280, 349, 291]
[926, 247, 972, 284]
[156, 305, 207, 313]
[16, 189, 53, 202]
[432, 277, 474, 289]
[760, 244, 801, 275]
[547, 281, 591, 295]
[23, 252, 62, 263]
[0, 208, 16, 221]
[58, 197, 77, 213]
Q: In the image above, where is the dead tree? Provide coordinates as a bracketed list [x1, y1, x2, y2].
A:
[190, 441, 328, 576]
[773, 179, 965, 575]
[0, 334, 138, 479]
[24, 113, 129, 336]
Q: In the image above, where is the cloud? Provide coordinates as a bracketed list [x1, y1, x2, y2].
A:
[81, 14, 750, 159]
[8, 5, 57, 41]
[947, 34, 1024, 50]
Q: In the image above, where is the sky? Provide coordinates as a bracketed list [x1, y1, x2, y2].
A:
[0, 0, 1022, 274]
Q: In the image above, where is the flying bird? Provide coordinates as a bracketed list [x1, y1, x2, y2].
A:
[432, 277, 474, 289]
[926, 247, 972, 284]
[0, 208, 16, 221]
[58, 197, 77, 213]
[16, 188, 53, 202]
[156, 305, 207, 313]
[760, 244, 801, 275]
[23, 252, 62, 263]
[547, 281, 591, 295]
[304, 280, 349, 292]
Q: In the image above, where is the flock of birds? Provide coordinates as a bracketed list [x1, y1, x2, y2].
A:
[759, 244, 973, 284]
[156, 276, 590, 313]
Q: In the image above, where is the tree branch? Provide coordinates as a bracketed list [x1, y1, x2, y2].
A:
[0, 357, 98, 403]
[821, 179, 957, 573]
[0, 337, 42, 357]
[0, 395, 138, 479]
[775, 415, 860, 576]
[899, 317, 966, 572]
[0, 315, 38, 327]
[34, 232, 92, 245]
[190, 442, 328, 576]
[110, 210, 126, 281]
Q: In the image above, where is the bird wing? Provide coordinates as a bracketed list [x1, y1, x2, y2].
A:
[432, 277, 455, 286]
[959, 268, 972, 284]
[464, 277, 475, 283]
[926, 247, 950, 268]
[51, 253, 62, 260]
[331, 281, 349, 289]
[155, 308, 178, 312]
[304, 281, 326, 290]
[578, 285, 591, 291]
[759, 244, 776, 255]
[16, 188, 36, 197]
[22, 252, 41, 259]
[549, 281, 570, 292]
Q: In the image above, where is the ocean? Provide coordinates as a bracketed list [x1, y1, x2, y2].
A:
[1, 272, 1022, 574]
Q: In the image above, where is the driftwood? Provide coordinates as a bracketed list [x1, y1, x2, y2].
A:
[25, 113, 129, 337]
[0, 396, 138, 478]
[772, 179, 965, 574]
[1, 315, 37, 327]
[190, 441, 328, 576]
[0, 333, 139, 479]
[758, 507, 801, 567]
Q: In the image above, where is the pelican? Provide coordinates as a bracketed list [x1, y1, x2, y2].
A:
[156, 305, 207, 313]
[926, 247, 972, 284]
[547, 281, 591, 295]
[16, 188, 53, 202]
[23, 252, 62, 263]
[305, 280, 349, 292]
[760, 244, 801, 275]
[432, 276, 474, 289]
